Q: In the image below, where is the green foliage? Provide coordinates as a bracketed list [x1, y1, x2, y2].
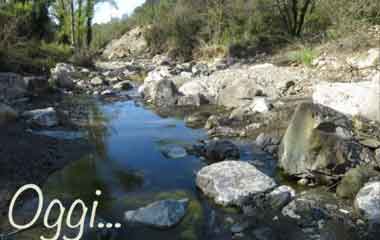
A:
[0, 41, 71, 74]
[127, 0, 379, 59]
[69, 49, 96, 68]
[91, 17, 130, 51]
[287, 47, 317, 66]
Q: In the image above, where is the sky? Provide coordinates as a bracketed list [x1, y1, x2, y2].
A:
[94, 0, 146, 24]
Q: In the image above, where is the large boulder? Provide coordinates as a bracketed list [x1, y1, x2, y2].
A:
[355, 181, 380, 222]
[125, 199, 189, 228]
[150, 79, 179, 108]
[180, 63, 307, 108]
[22, 107, 58, 128]
[50, 63, 75, 89]
[0, 103, 18, 125]
[102, 27, 147, 60]
[179, 80, 214, 104]
[196, 161, 277, 206]
[0, 72, 27, 100]
[140, 67, 172, 97]
[313, 72, 380, 122]
[279, 102, 369, 181]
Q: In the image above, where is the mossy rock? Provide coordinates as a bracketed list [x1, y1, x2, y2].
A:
[336, 165, 378, 199]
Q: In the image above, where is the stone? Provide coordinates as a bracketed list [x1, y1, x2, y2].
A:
[161, 145, 187, 159]
[335, 126, 352, 140]
[208, 126, 241, 138]
[141, 67, 173, 100]
[230, 223, 248, 233]
[179, 80, 213, 104]
[204, 115, 220, 130]
[359, 138, 380, 149]
[347, 48, 380, 70]
[177, 94, 207, 107]
[107, 76, 120, 84]
[252, 227, 277, 240]
[336, 165, 378, 199]
[180, 71, 193, 79]
[313, 73, 380, 122]
[255, 133, 280, 149]
[0, 72, 27, 100]
[90, 76, 104, 86]
[23, 76, 49, 93]
[23, 107, 58, 127]
[204, 140, 240, 162]
[279, 102, 368, 180]
[0, 103, 18, 125]
[282, 198, 328, 224]
[229, 97, 272, 120]
[113, 80, 133, 91]
[376, 149, 380, 164]
[125, 199, 189, 228]
[177, 63, 308, 109]
[152, 54, 173, 66]
[251, 97, 272, 113]
[192, 63, 209, 76]
[150, 79, 179, 108]
[196, 161, 277, 206]
[184, 112, 211, 128]
[50, 63, 75, 89]
[355, 181, 380, 222]
[267, 185, 296, 210]
[102, 26, 147, 59]
[100, 89, 115, 96]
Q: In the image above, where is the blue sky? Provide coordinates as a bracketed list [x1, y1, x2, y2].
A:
[94, 0, 146, 24]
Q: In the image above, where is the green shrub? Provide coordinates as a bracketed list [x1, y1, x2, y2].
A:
[69, 50, 95, 68]
[0, 41, 72, 74]
[287, 48, 317, 66]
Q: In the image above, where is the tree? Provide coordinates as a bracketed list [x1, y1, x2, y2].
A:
[51, 0, 117, 49]
[274, 0, 315, 36]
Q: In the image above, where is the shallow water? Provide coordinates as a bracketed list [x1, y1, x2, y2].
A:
[39, 99, 235, 240]
[3, 96, 364, 240]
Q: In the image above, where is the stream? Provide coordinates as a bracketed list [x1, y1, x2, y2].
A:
[22, 96, 273, 240]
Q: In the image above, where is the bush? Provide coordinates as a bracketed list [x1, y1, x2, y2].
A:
[287, 47, 317, 66]
[69, 50, 96, 68]
[0, 41, 71, 74]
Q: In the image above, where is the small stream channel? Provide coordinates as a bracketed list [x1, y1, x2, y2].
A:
[33, 97, 275, 240]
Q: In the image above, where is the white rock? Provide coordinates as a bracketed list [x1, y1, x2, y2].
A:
[90, 76, 104, 86]
[50, 63, 75, 89]
[196, 161, 277, 206]
[313, 74, 380, 122]
[347, 48, 380, 69]
[180, 71, 193, 78]
[125, 199, 189, 228]
[355, 181, 380, 222]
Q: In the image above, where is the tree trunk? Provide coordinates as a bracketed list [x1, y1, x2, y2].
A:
[86, 16, 92, 47]
[77, 0, 83, 48]
[86, 0, 94, 47]
[70, 0, 76, 48]
[296, 0, 312, 36]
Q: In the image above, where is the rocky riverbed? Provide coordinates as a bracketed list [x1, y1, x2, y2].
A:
[0, 46, 380, 239]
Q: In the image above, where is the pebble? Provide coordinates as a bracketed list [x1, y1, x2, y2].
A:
[298, 178, 309, 186]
